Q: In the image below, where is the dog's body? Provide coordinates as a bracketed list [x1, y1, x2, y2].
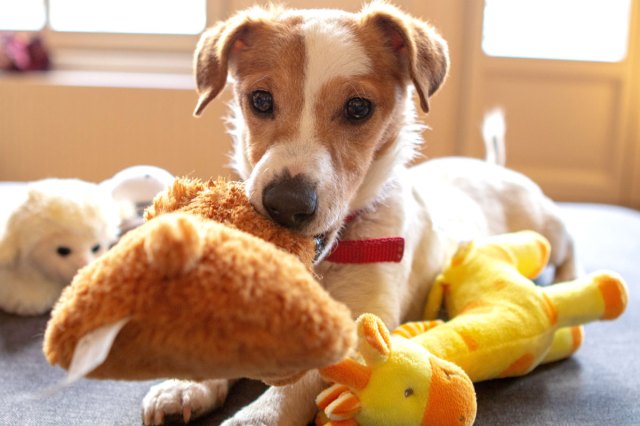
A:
[142, 3, 577, 424]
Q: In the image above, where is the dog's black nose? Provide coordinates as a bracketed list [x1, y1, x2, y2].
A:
[262, 174, 317, 230]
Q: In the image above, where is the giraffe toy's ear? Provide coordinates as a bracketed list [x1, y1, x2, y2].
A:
[357, 314, 392, 366]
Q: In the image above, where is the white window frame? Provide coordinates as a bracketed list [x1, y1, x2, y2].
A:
[9, 0, 227, 74]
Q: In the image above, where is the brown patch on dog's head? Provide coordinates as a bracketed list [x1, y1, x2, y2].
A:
[229, 23, 306, 168]
[320, 2, 449, 171]
[193, 6, 304, 118]
[193, 6, 309, 175]
[312, 75, 401, 198]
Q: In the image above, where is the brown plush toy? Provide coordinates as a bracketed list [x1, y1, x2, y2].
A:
[43, 178, 355, 385]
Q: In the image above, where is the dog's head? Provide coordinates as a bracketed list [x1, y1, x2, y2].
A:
[193, 2, 448, 258]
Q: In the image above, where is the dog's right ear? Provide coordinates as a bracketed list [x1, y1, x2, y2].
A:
[193, 19, 243, 117]
[193, 7, 271, 117]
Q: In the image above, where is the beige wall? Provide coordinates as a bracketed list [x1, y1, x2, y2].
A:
[0, 0, 463, 184]
[0, 75, 234, 182]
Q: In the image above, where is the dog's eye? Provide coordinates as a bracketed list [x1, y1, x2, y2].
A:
[56, 246, 72, 257]
[91, 244, 101, 254]
[344, 97, 373, 122]
[250, 90, 274, 116]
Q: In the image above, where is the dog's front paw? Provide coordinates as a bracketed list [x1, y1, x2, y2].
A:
[142, 379, 229, 425]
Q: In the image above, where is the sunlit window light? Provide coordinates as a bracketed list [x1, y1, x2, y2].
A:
[49, 0, 207, 35]
[0, 0, 46, 31]
[482, 0, 632, 62]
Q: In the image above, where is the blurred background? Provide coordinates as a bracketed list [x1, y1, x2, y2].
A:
[0, 0, 639, 208]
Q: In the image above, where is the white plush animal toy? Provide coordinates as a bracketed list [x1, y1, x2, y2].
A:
[0, 179, 122, 315]
[100, 165, 174, 233]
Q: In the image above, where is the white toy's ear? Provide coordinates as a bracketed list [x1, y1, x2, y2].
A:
[0, 223, 20, 266]
[1, 187, 44, 266]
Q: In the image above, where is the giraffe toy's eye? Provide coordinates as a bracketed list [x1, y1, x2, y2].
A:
[404, 387, 414, 398]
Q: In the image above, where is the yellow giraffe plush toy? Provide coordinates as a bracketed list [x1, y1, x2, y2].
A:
[317, 314, 477, 426]
[317, 230, 628, 425]
[413, 230, 628, 381]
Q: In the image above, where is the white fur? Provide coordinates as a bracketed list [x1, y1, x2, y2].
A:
[349, 94, 425, 212]
[482, 108, 507, 166]
[300, 15, 372, 131]
[143, 6, 578, 425]
[0, 179, 121, 315]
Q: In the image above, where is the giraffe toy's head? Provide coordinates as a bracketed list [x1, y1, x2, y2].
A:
[317, 314, 476, 426]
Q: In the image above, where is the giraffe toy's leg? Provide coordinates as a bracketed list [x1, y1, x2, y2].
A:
[541, 326, 584, 364]
[542, 271, 628, 327]
[482, 231, 551, 279]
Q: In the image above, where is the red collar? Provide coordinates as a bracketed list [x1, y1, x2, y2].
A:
[324, 212, 405, 264]
[325, 237, 405, 263]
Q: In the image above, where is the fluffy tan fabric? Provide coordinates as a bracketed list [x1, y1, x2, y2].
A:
[43, 178, 355, 384]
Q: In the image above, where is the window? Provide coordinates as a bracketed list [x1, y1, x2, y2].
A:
[49, 0, 206, 35]
[0, 0, 207, 35]
[482, 0, 632, 62]
[0, 0, 46, 31]
[0, 0, 219, 73]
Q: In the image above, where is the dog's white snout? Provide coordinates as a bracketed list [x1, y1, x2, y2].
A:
[262, 174, 318, 231]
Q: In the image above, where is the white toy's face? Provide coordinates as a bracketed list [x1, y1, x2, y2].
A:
[28, 229, 115, 284]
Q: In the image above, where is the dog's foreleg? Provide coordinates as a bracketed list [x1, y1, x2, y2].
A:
[221, 371, 324, 426]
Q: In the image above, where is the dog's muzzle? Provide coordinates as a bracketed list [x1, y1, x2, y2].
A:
[262, 173, 317, 231]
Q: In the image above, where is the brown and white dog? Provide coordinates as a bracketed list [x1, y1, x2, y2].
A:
[142, 2, 578, 425]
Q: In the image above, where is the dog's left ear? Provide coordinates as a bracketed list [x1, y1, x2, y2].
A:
[361, 3, 449, 113]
